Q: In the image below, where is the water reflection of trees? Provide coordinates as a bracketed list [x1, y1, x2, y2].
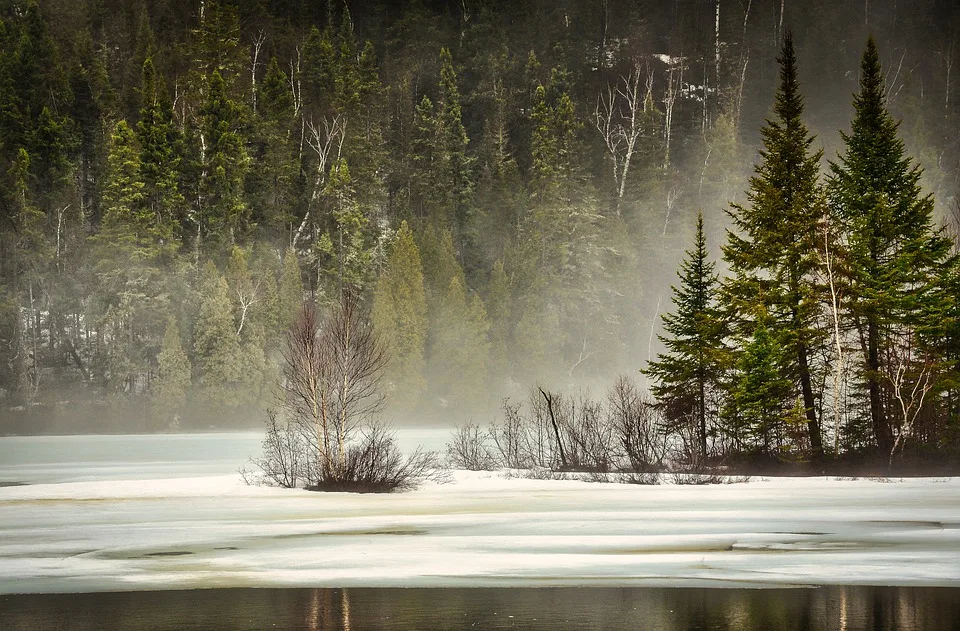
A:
[2, 586, 956, 630]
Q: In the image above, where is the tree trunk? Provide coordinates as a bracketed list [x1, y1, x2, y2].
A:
[797, 341, 823, 457]
[698, 372, 707, 463]
[867, 318, 891, 453]
[539, 387, 567, 469]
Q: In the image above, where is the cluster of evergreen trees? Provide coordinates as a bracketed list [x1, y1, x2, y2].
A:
[648, 36, 960, 465]
[0, 1, 956, 437]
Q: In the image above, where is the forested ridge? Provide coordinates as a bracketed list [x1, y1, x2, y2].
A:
[0, 0, 958, 467]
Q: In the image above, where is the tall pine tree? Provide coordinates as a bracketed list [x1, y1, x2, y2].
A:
[722, 33, 826, 457]
[645, 212, 726, 461]
[828, 37, 955, 455]
[372, 222, 428, 411]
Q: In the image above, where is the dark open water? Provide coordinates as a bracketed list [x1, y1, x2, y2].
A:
[1, 586, 958, 630]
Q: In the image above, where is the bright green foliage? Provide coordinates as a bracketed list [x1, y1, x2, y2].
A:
[722, 318, 797, 455]
[828, 37, 955, 454]
[192, 262, 243, 412]
[199, 70, 250, 253]
[372, 222, 428, 411]
[722, 34, 826, 456]
[153, 317, 191, 429]
[429, 275, 491, 412]
[646, 213, 726, 461]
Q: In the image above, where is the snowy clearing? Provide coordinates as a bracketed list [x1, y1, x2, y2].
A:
[2, 468, 959, 594]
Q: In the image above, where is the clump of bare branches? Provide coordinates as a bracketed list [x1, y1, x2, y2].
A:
[445, 423, 496, 471]
[607, 376, 666, 473]
[249, 410, 307, 488]
[318, 422, 445, 492]
[451, 376, 668, 479]
[251, 298, 439, 492]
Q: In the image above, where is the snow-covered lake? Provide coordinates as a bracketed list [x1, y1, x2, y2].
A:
[1, 432, 959, 594]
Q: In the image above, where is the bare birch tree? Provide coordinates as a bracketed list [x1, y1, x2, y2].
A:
[594, 62, 649, 214]
[884, 329, 936, 466]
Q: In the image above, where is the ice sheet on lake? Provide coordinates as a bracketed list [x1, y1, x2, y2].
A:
[2, 471, 959, 593]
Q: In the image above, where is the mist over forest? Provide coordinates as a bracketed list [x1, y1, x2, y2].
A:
[0, 0, 958, 466]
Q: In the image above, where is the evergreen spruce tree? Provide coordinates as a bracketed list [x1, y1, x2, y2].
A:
[523, 68, 607, 380]
[199, 70, 250, 254]
[436, 47, 473, 240]
[96, 120, 165, 260]
[317, 159, 370, 300]
[278, 248, 303, 328]
[418, 225, 466, 319]
[91, 121, 174, 397]
[411, 95, 439, 218]
[137, 57, 183, 245]
[828, 36, 955, 455]
[722, 317, 796, 456]
[645, 212, 726, 461]
[372, 221, 428, 411]
[154, 317, 191, 428]
[249, 56, 297, 238]
[410, 48, 472, 239]
[430, 275, 491, 413]
[722, 33, 826, 457]
[193, 262, 243, 413]
[473, 78, 526, 271]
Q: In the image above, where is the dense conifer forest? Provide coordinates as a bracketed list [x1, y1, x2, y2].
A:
[0, 0, 958, 468]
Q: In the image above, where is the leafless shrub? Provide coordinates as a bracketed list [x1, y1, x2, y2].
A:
[482, 378, 669, 477]
[670, 470, 724, 485]
[446, 423, 496, 470]
[525, 393, 562, 468]
[617, 472, 661, 485]
[309, 423, 444, 493]
[489, 400, 529, 468]
[668, 470, 751, 485]
[607, 376, 666, 473]
[523, 466, 567, 481]
[560, 392, 616, 472]
[250, 410, 306, 488]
